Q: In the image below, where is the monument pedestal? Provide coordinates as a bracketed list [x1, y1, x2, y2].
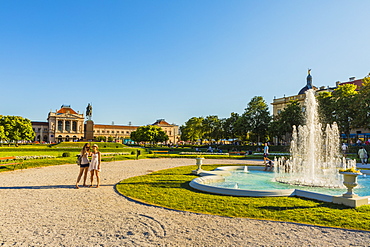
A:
[84, 120, 94, 141]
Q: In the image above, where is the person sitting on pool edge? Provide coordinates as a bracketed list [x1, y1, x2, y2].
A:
[264, 158, 274, 171]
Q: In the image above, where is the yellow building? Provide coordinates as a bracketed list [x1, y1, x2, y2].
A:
[152, 119, 180, 144]
[271, 71, 369, 141]
[32, 105, 180, 144]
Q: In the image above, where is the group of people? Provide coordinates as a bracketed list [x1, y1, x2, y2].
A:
[75, 143, 101, 189]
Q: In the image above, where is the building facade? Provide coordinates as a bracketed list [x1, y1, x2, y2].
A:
[32, 105, 180, 144]
[271, 71, 369, 141]
[152, 119, 180, 144]
[46, 105, 85, 143]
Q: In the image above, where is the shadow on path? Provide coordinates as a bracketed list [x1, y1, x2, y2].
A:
[0, 184, 114, 190]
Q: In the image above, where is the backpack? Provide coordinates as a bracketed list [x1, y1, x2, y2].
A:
[76, 155, 82, 165]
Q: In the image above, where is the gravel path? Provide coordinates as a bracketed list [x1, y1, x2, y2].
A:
[1, 158, 369, 246]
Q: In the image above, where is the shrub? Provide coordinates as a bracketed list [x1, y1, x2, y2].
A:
[62, 152, 71, 157]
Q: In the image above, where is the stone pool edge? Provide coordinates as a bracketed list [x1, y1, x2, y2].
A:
[189, 166, 370, 207]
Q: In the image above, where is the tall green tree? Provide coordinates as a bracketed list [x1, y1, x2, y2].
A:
[0, 125, 5, 145]
[269, 100, 303, 142]
[317, 91, 335, 126]
[241, 96, 271, 142]
[354, 76, 370, 130]
[331, 84, 358, 139]
[202, 115, 222, 143]
[221, 112, 240, 140]
[0, 116, 35, 145]
[130, 125, 169, 144]
[180, 117, 204, 143]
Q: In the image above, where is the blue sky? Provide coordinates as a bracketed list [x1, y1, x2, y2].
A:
[1, 0, 370, 126]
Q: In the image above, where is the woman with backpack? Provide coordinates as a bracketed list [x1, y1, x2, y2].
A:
[75, 143, 91, 189]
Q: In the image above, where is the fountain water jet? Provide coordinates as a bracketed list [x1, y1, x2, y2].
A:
[274, 89, 355, 188]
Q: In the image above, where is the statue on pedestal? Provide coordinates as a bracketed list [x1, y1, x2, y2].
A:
[86, 103, 92, 121]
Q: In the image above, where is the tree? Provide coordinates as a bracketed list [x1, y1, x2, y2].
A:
[202, 115, 222, 143]
[180, 117, 204, 143]
[317, 91, 335, 126]
[331, 84, 358, 140]
[241, 96, 271, 143]
[269, 100, 303, 142]
[0, 125, 5, 146]
[0, 116, 35, 145]
[221, 112, 240, 141]
[354, 76, 370, 130]
[130, 125, 169, 144]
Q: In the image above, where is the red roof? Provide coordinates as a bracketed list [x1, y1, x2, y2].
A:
[152, 119, 172, 126]
[339, 79, 364, 90]
[57, 106, 78, 114]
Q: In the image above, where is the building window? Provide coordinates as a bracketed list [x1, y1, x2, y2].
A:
[72, 121, 77, 131]
[65, 121, 70, 131]
[44, 128, 48, 132]
[97, 130, 100, 133]
[102, 131, 105, 133]
[58, 121, 63, 132]
[126, 131, 129, 134]
[112, 131, 114, 134]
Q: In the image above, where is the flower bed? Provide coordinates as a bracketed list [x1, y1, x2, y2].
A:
[179, 152, 229, 155]
[101, 152, 130, 156]
[15, 155, 56, 160]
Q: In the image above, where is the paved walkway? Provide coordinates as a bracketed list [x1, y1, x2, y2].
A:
[0, 159, 369, 246]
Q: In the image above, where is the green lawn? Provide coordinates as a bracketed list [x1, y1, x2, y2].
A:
[116, 164, 370, 231]
[0, 143, 143, 172]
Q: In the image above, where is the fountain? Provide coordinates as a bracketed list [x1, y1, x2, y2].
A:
[189, 89, 369, 207]
[274, 89, 356, 188]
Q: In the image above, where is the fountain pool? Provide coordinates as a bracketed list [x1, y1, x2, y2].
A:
[189, 166, 370, 203]
[189, 89, 370, 206]
[212, 169, 370, 197]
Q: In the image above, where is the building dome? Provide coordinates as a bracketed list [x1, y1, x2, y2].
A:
[298, 69, 313, 95]
[298, 85, 310, 95]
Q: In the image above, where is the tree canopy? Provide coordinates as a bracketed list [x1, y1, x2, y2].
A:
[130, 125, 169, 144]
[269, 100, 303, 142]
[0, 115, 35, 144]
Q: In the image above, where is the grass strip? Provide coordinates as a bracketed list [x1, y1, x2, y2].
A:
[116, 164, 370, 231]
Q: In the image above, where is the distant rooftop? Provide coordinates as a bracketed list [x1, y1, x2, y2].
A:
[56, 105, 78, 114]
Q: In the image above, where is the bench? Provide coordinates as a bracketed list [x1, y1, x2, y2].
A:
[0, 156, 23, 170]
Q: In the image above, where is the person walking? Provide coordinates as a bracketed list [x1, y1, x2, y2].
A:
[341, 143, 348, 157]
[358, 147, 368, 165]
[89, 144, 101, 188]
[75, 143, 91, 189]
[263, 143, 273, 171]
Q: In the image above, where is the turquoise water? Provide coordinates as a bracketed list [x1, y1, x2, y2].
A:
[212, 170, 370, 197]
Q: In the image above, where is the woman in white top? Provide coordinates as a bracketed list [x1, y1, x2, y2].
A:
[89, 144, 101, 188]
[75, 143, 91, 189]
